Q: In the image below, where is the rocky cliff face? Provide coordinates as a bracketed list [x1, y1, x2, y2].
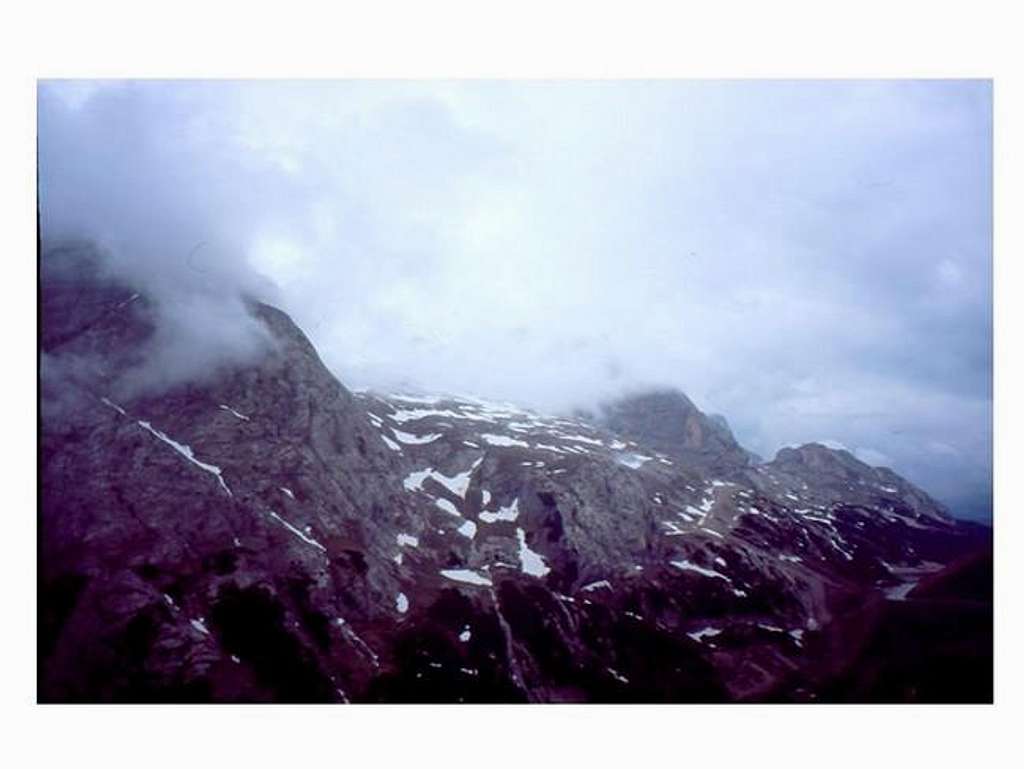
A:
[39, 251, 991, 703]
[595, 389, 756, 474]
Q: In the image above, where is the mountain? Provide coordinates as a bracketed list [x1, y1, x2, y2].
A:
[594, 389, 755, 474]
[39, 250, 992, 702]
[759, 443, 954, 526]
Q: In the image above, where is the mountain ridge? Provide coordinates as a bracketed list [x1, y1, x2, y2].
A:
[39, 253, 992, 702]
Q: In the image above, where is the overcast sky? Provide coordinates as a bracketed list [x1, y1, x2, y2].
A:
[38, 80, 992, 519]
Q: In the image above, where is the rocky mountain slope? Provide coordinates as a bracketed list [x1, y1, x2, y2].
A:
[39, 250, 992, 702]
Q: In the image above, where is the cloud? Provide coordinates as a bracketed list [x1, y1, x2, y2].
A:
[853, 447, 892, 467]
[37, 80, 993, 518]
[39, 82, 284, 395]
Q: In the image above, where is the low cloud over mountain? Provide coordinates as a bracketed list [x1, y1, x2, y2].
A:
[38, 80, 992, 518]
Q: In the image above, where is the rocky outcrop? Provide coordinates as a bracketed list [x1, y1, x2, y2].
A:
[39, 250, 991, 703]
[760, 443, 953, 524]
[596, 389, 754, 474]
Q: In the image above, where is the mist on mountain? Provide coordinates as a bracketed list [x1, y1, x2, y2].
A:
[37, 80, 992, 519]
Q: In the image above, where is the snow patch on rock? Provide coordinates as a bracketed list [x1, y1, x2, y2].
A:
[516, 528, 550, 577]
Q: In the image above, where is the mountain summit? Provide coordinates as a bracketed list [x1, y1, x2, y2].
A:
[596, 389, 757, 473]
[39, 252, 991, 702]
